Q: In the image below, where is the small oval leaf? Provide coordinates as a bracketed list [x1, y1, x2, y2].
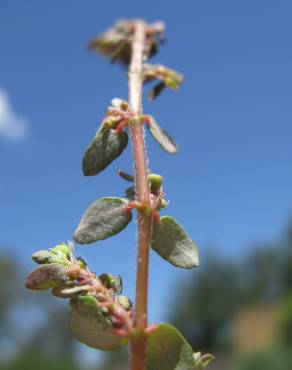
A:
[70, 296, 113, 328]
[148, 82, 166, 100]
[125, 186, 136, 201]
[25, 263, 68, 290]
[118, 170, 134, 183]
[73, 197, 133, 244]
[52, 284, 89, 299]
[147, 116, 178, 154]
[70, 296, 103, 318]
[83, 129, 128, 176]
[151, 216, 199, 269]
[146, 323, 195, 370]
[69, 309, 127, 351]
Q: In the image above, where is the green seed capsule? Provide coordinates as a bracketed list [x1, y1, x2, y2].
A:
[148, 173, 163, 194]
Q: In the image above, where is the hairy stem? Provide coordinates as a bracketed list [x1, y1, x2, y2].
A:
[128, 20, 152, 370]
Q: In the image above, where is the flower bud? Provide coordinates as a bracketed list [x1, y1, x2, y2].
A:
[159, 198, 168, 209]
[76, 257, 87, 269]
[99, 273, 122, 294]
[32, 247, 70, 265]
[32, 250, 54, 264]
[118, 296, 132, 311]
[111, 98, 128, 111]
[52, 243, 71, 259]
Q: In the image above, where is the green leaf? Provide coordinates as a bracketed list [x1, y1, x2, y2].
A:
[69, 309, 127, 351]
[25, 263, 68, 290]
[83, 129, 128, 176]
[88, 25, 132, 66]
[73, 197, 133, 244]
[89, 21, 162, 66]
[125, 186, 136, 200]
[70, 295, 112, 328]
[146, 323, 196, 370]
[151, 216, 199, 269]
[165, 78, 179, 90]
[70, 296, 104, 318]
[147, 116, 178, 154]
[148, 82, 166, 100]
[143, 64, 183, 100]
[118, 170, 134, 183]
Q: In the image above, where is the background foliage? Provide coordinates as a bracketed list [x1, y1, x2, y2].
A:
[1, 219, 292, 369]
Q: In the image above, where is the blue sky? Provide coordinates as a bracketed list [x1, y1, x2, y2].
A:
[1, 0, 292, 329]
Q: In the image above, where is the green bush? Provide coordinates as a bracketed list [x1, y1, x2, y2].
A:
[230, 347, 292, 370]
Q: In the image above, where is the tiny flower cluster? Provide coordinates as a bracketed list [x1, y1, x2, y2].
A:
[26, 242, 133, 349]
[88, 20, 165, 65]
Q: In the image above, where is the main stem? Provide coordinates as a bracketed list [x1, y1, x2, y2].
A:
[128, 21, 152, 370]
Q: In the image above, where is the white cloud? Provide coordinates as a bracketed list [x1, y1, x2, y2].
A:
[0, 88, 28, 142]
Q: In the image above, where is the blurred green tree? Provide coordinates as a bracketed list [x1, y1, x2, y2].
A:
[229, 347, 292, 370]
[170, 256, 241, 352]
[169, 220, 292, 354]
[0, 253, 80, 370]
[0, 349, 79, 370]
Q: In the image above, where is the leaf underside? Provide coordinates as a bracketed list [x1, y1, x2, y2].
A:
[151, 216, 199, 269]
[69, 310, 126, 350]
[83, 129, 128, 176]
[73, 197, 132, 244]
[25, 263, 68, 290]
[147, 116, 178, 154]
[146, 323, 195, 370]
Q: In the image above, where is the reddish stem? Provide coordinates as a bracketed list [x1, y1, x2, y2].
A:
[128, 20, 152, 370]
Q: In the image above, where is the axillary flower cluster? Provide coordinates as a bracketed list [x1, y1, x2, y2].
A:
[26, 242, 134, 348]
